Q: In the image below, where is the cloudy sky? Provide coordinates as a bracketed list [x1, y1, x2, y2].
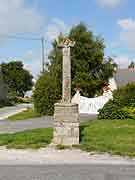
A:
[0, 0, 134, 77]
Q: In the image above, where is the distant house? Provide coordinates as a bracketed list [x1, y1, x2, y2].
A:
[72, 68, 135, 114]
[109, 68, 135, 91]
[0, 66, 7, 101]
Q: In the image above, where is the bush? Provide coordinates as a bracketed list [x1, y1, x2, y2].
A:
[7, 90, 18, 105]
[98, 83, 135, 119]
[0, 99, 12, 108]
[33, 73, 61, 116]
[122, 107, 135, 119]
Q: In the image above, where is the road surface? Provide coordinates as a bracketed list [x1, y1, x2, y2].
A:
[0, 146, 135, 179]
[0, 164, 135, 180]
[0, 116, 53, 133]
[0, 104, 32, 120]
[0, 113, 96, 133]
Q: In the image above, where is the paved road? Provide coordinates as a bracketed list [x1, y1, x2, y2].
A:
[0, 116, 53, 133]
[0, 114, 96, 133]
[0, 164, 135, 180]
[0, 104, 32, 120]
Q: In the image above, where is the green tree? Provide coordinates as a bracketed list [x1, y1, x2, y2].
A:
[48, 23, 117, 97]
[34, 23, 117, 115]
[128, 61, 135, 69]
[34, 72, 61, 115]
[1, 61, 33, 97]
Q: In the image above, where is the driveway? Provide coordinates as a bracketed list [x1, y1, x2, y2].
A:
[0, 116, 53, 133]
[0, 103, 96, 133]
[0, 113, 96, 133]
[0, 104, 32, 120]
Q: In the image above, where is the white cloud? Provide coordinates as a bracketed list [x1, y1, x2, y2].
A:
[115, 55, 135, 68]
[0, 0, 43, 36]
[23, 47, 52, 77]
[118, 18, 135, 50]
[0, 0, 69, 76]
[96, 0, 123, 8]
[24, 60, 41, 77]
[46, 18, 69, 40]
[22, 50, 41, 76]
[118, 19, 135, 30]
[0, 1, 68, 41]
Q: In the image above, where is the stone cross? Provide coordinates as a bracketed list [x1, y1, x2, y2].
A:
[53, 39, 79, 146]
[58, 38, 75, 103]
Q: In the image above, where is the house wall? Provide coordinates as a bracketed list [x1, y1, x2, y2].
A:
[108, 78, 117, 91]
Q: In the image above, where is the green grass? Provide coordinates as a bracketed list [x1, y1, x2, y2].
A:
[8, 108, 41, 121]
[80, 119, 135, 157]
[0, 128, 53, 149]
[0, 119, 135, 157]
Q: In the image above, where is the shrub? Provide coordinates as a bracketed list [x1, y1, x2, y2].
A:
[122, 107, 135, 120]
[98, 83, 135, 119]
[0, 99, 12, 108]
[7, 90, 18, 105]
[33, 73, 61, 116]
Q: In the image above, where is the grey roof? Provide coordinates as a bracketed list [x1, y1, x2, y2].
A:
[114, 69, 135, 87]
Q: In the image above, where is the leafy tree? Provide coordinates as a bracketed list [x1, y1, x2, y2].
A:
[48, 23, 117, 97]
[128, 61, 135, 69]
[34, 23, 117, 115]
[33, 72, 61, 115]
[1, 61, 33, 97]
[0, 65, 7, 101]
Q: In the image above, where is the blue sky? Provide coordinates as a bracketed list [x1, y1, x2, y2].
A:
[0, 0, 135, 77]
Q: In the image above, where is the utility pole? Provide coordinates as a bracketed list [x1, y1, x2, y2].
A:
[0, 34, 47, 73]
[41, 36, 45, 73]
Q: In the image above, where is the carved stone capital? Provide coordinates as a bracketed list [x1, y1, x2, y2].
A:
[58, 38, 75, 48]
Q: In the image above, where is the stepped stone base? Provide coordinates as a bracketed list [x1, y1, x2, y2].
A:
[52, 103, 79, 145]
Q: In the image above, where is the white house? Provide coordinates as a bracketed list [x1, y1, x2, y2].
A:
[109, 68, 135, 91]
[72, 68, 135, 114]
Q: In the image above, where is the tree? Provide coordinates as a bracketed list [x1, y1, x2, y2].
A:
[1, 61, 33, 97]
[34, 72, 61, 115]
[48, 23, 117, 97]
[0, 65, 7, 101]
[128, 61, 135, 69]
[34, 23, 117, 115]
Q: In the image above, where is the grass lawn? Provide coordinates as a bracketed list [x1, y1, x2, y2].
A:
[0, 128, 53, 149]
[80, 119, 135, 157]
[0, 119, 135, 157]
[8, 108, 41, 121]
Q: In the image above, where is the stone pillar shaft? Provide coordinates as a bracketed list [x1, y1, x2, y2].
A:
[53, 38, 79, 146]
[62, 47, 71, 103]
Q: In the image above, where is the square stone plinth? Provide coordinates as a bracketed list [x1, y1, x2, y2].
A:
[52, 103, 79, 145]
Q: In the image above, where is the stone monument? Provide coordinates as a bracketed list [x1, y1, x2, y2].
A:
[53, 38, 79, 145]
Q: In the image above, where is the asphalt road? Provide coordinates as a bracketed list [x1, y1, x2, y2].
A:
[0, 114, 96, 133]
[0, 116, 53, 133]
[0, 164, 135, 180]
[0, 104, 32, 120]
